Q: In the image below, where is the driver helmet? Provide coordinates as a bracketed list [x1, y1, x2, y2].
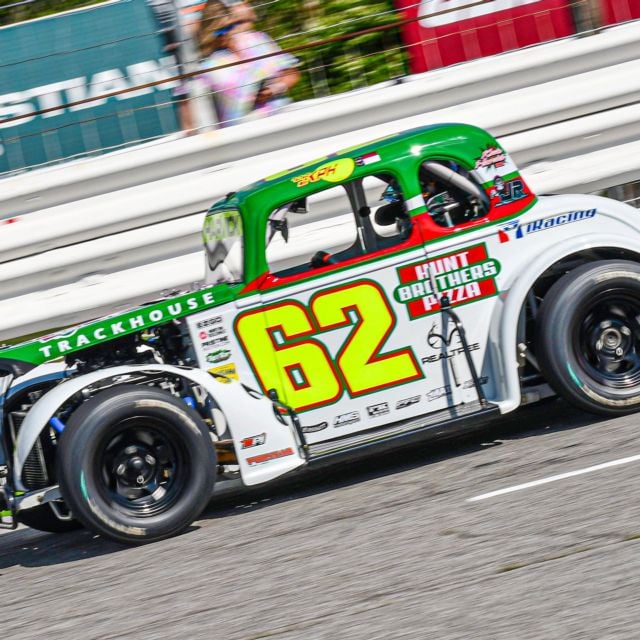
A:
[381, 183, 401, 204]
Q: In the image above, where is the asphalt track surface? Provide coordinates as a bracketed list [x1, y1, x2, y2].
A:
[2, 398, 640, 639]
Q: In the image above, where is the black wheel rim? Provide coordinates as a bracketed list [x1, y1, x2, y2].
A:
[574, 291, 640, 390]
[95, 417, 189, 518]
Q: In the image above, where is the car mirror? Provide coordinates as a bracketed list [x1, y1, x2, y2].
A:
[288, 198, 308, 215]
[268, 206, 290, 244]
[268, 217, 289, 243]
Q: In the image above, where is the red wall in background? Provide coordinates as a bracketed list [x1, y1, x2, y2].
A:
[395, 0, 576, 73]
[600, 0, 640, 25]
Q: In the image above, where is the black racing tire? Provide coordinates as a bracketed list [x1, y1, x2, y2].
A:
[536, 260, 640, 416]
[57, 385, 216, 544]
[18, 503, 82, 533]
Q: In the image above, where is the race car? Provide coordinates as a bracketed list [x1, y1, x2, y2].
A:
[1, 123, 639, 544]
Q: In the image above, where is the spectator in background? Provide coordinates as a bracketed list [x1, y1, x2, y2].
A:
[196, 0, 300, 127]
[178, 0, 208, 36]
[147, 0, 195, 131]
[148, 0, 181, 51]
[571, 0, 601, 33]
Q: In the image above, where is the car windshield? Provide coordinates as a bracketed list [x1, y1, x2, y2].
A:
[202, 207, 244, 284]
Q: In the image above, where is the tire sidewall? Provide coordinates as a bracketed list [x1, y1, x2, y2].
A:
[537, 261, 640, 415]
[58, 385, 216, 543]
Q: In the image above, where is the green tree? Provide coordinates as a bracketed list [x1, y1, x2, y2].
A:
[257, 0, 408, 100]
[0, 0, 408, 98]
[0, 0, 103, 25]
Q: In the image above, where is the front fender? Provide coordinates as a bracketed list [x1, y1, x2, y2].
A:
[13, 364, 305, 491]
[489, 232, 640, 413]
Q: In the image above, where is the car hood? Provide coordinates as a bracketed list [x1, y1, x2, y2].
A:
[0, 284, 235, 375]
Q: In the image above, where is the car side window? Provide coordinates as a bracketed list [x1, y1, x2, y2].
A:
[419, 160, 490, 228]
[266, 184, 359, 277]
[266, 173, 410, 278]
[365, 174, 411, 243]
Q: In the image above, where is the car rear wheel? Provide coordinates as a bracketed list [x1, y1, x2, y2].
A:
[57, 385, 216, 544]
[536, 260, 640, 416]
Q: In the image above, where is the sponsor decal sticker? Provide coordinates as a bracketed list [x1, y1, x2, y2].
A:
[292, 158, 355, 188]
[396, 395, 421, 410]
[355, 152, 381, 166]
[209, 363, 239, 383]
[427, 323, 458, 349]
[203, 326, 226, 338]
[367, 402, 390, 418]
[241, 433, 267, 449]
[202, 209, 242, 245]
[196, 316, 223, 329]
[498, 208, 597, 243]
[490, 176, 527, 208]
[463, 376, 489, 389]
[301, 421, 329, 434]
[426, 385, 452, 402]
[201, 337, 229, 349]
[394, 244, 500, 319]
[196, 314, 231, 357]
[475, 146, 506, 171]
[423, 323, 482, 387]
[36, 289, 217, 359]
[421, 322, 480, 388]
[334, 411, 360, 427]
[421, 343, 480, 364]
[246, 447, 294, 466]
[424, 322, 480, 362]
[206, 349, 231, 364]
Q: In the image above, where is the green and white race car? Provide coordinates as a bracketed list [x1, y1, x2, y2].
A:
[2, 123, 639, 543]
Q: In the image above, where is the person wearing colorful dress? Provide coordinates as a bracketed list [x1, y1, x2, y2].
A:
[196, 0, 300, 127]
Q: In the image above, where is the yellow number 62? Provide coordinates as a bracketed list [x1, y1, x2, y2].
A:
[235, 281, 422, 411]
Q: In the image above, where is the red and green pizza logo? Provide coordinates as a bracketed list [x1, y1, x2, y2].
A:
[393, 244, 501, 319]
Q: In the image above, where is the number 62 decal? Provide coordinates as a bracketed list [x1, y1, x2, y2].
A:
[234, 281, 423, 412]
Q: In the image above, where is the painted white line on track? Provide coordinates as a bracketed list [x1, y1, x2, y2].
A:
[467, 453, 640, 502]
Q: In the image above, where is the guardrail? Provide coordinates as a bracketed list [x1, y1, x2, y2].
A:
[2, 138, 638, 341]
[1, 19, 639, 215]
[2, 57, 639, 264]
[1, 21, 639, 340]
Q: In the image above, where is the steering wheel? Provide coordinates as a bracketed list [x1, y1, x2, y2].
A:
[426, 191, 463, 227]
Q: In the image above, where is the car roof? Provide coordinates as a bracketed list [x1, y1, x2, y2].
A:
[210, 123, 500, 220]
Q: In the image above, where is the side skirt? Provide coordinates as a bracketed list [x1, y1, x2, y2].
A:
[306, 401, 500, 464]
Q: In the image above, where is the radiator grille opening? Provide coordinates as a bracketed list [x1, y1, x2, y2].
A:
[9, 411, 50, 489]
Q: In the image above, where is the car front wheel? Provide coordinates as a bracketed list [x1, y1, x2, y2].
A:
[57, 385, 216, 544]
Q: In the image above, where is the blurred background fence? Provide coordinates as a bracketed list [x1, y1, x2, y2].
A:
[0, 0, 639, 339]
[1, 0, 639, 176]
[0, 0, 181, 174]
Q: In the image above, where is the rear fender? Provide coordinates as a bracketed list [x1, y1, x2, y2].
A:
[13, 364, 305, 491]
[489, 232, 640, 413]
